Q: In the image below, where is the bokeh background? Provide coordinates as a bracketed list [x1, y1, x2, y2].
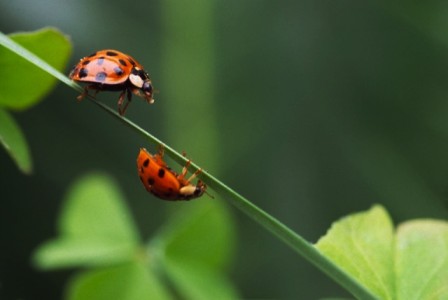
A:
[2, 0, 448, 299]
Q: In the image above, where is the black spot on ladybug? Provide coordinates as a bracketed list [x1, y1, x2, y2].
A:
[88, 52, 97, 57]
[97, 57, 105, 65]
[148, 178, 155, 185]
[140, 167, 144, 174]
[127, 57, 136, 66]
[78, 68, 88, 78]
[106, 51, 118, 56]
[114, 67, 124, 76]
[143, 159, 150, 167]
[118, 59, 127, 66]
[158, 168, 165, 178]
[82, 60, 91, 65]
[95, 72, 107, 82]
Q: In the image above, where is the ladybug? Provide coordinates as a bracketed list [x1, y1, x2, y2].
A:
[137, 147, 207, 201]
[69, 49, 154, 115]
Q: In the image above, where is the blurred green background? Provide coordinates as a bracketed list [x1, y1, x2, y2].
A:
[2, 0, 448, 299]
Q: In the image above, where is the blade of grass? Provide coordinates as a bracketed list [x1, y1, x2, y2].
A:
[0, 30, 379, 300]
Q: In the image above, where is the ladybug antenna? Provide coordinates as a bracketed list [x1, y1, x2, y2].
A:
[204, 189, 215, 199]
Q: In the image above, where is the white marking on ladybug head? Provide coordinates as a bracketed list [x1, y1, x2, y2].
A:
[129, 74, 144, 88]
[179, 185, 197, 196]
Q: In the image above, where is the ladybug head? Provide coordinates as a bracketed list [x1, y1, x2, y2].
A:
[142, 81, 153, 98]
[179, 181, 207, 200]
[139, 80, 154, 104]
[129, 68, 155, 104]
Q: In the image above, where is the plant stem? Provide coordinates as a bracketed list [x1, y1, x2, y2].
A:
[0, 30, 378, 300]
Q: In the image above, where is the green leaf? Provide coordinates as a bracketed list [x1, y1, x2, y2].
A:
[34, 239, 140, 269]
[66, 263, 171, 300]
[34, 173, 140, 269]
[0, 27, 71, 109]
[315, 205, 395, 300]
[316, 205, 448, 299]
[396, 220, 448, 299]
[0, 108, 32, 173]
[58, 173, 139, 242]
[163, 258, 239, 300]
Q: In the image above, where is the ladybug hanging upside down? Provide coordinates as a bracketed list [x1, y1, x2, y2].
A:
[137, 147, 207, 201]
[69, 49, 155, 115]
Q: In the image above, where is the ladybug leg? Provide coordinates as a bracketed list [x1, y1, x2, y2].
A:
[92, 89, 100, 98]
[76, 88, 87, 101]
[178, 159, 203, 183]
[186, 168, 203, 183]
[157, 144, 165, 157]
[117, 90, 127, 115]
[117, 89, 133, 116]
[181, 160, 191, 177]
[77, 85, 91, 102]
[153, 145, 168, 167]
[77, 85, 100, 102]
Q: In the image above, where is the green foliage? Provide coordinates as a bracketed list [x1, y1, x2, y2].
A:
[66, 263, 171, 300]
[33, 173, 239, 299]
[0, 28, 71, 174]
[34, 174, 140, 269]
[0, 108, 32, 173]
[162, 258, 238, 300]
[316, 205, 448, 299]
[316, 206, 394, 299]
[0, 27, 71, 109]
[396, 220, 448, 299]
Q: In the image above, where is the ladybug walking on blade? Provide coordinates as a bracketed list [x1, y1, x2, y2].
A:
[69, 49, 155, 115]
[137, 147, 208, 201]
